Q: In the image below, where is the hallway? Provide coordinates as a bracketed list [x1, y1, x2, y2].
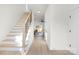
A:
[27, 37, 74, 55]
[0, 4, 78, 55]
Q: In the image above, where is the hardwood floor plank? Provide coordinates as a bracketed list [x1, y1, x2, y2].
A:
[27, 37, 74, 55]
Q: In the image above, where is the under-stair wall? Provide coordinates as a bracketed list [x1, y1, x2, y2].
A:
[0, 4, 26, 41]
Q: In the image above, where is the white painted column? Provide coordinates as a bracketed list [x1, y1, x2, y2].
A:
[25, 4, 30, 12]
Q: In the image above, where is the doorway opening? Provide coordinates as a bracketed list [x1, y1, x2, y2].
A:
[34, 25, 44, 37]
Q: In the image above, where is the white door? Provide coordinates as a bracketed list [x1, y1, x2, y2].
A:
[70, 8, 79, 54]
[44, 19, 49, 43]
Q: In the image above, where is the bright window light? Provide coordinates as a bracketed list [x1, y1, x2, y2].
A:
[15, 33, 22, 46]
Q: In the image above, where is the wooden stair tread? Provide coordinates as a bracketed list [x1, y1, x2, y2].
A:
[3, 40, 15, 42]
[6, 32, 22, 36]
[0, 41, 28, 47]
[10, 31, 22, 33]
[0, 41, 19, 44]
[10, 30, 22, 32]
[0, 44, 22, 48]
[7, 34, 20, 37]
[0, 42, 28, 47]
[8, 34, 21, 37]
[11, 29, 23, 31]
[0, 51, 21, 55]
[0, 48, 23, 52]
[0, 44, 28, 48]
[3, 39, 16, 41]
[0, 42, 23, 47]
[13, 26, 24, 28]
[12, 28, 23, 30]
[13, 26, 24, 29]
[7, 33, 22, 36]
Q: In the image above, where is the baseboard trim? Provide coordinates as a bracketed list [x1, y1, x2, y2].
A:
[49, 47, 71, 51]
[69, 49, 78, 55]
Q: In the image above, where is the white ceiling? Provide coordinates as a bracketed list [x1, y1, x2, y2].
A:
[28, 4, 48, 15]
[28, 4, 48, 21]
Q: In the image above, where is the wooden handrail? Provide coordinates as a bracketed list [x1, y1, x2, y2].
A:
[19, 11, 32, 54]
[12, 11, 32, 54]
[16, 11, 32, 27]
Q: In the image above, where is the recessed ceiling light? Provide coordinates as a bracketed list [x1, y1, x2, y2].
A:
[36, 10, 40, 13]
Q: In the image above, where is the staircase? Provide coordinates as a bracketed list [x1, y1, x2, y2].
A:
[0, 12, 32, 55]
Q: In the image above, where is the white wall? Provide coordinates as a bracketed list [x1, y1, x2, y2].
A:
[0, 4, 26, 41]
[45, 4, 79, 54]
[45, 5, 71, 50]
[45, 5, 77, 50]
[28, 4, 48, 30]
[28, 4, 48, 16]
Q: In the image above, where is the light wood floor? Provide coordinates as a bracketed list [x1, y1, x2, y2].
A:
[27, 37, 74, 55]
